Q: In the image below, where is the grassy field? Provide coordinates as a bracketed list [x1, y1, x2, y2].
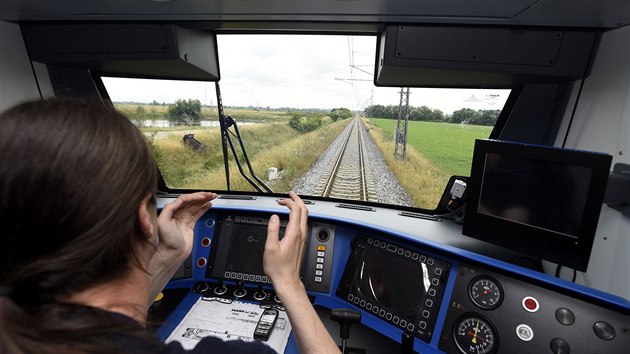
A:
[369, 118, 492, 177]
[146, 117, 352, 192]
[122, 103, 492, 210]
[114, 103, 291, 122]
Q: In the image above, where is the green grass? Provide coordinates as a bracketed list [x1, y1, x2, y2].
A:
[369, 119, 492, 177]
[149, 123, 300, 188]
[140, 107, 352, 192]
[114, 102, 292, 122]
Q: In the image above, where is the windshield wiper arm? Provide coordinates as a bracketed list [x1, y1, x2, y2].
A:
[215, 82, 272, 193]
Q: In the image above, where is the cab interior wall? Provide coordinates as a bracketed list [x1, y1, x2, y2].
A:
[549, 24, 630, 299]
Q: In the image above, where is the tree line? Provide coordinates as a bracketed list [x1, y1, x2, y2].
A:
[165, 99, 355, 133]
[289, 107, 352, 133]
[364, 104, 500, 126]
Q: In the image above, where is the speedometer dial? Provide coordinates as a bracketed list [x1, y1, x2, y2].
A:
[469, 276, 503, 310]
[454, 314, 498, 354]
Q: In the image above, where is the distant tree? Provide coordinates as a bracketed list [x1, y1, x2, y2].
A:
[365, 104, 397, 119]
[447, 108, 479, 124]
[329, 107, 353, 121]
[409, 105, 444, 121]
[151, 100, 160, 105]
[135, 105, 146, 118]
[289, 112, 330, 132]
[168, 99, 202, 123]
[469, 109, 500, 126]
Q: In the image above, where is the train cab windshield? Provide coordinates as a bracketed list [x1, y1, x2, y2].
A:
[102, 34, 511, 211]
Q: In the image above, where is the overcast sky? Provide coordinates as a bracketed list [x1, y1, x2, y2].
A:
[103, 35, 510, 114]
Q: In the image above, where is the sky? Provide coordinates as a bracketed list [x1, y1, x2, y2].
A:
[102, 35, 510, 115]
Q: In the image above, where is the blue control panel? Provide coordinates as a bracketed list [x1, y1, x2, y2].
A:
[152, 208, 630, 354]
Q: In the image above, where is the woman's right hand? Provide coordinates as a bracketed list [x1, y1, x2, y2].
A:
[262, 192, 342, 354]
[263, 191, 309, 295]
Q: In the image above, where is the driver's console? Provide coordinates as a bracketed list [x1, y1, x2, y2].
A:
[154, 203, 630, 354]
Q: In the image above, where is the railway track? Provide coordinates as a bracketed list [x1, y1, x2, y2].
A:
[314, 118, 378, 202]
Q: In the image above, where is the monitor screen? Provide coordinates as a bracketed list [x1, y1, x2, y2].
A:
[463, 139, 611, 271]
[336, 235, 451, 343]
[206, 214, 286, 283]
[355, 245, 429, 319]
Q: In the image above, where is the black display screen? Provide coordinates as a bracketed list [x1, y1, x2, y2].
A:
[355, 246, 429, 319]
[479, 153, 592, 238]
[337, 235, 451, 343]
[226, 223, 269, 275]
[206, 215, 286, 283]
[463, 139, 611, 271]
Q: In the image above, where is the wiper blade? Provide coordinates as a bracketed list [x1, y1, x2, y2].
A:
[215, 82, 272, 193]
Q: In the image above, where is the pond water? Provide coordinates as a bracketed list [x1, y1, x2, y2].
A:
[132, 120, 224, 128]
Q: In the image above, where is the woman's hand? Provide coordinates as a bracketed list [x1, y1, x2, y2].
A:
[263, 191, 308, 294]
[156, 192, 216, 263]
[147, 192, 216, 304]
[262, 192, 342, 354]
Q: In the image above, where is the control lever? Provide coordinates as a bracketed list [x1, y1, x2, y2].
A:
[331, 308, 365, 354]
[213, 280, 228, 296]
[253, 285, 267, 301]
[234, 280, 247, 298]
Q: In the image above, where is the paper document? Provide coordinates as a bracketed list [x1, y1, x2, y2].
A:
[166, 297, 291, 353]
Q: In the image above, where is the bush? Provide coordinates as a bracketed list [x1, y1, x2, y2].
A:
[289, 112, 331, 132]
[168, 99, 202, 123]
[330, 107, 353, 121]
[135, 105, 146, 117]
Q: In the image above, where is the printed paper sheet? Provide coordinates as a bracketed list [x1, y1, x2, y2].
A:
[166, 297, 291, 353]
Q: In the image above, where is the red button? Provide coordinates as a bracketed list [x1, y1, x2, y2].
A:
[201, 237, 211, 247]
[197, 257, 207, 267]
[522, 296, 539, 312]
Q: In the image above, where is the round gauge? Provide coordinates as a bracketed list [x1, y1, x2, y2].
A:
[453, 314, 499, 354]
[468, 276, 503, 310]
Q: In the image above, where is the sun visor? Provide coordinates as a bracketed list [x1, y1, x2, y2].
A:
[22, 23, 219, 81]
[375, 26, 599, 88]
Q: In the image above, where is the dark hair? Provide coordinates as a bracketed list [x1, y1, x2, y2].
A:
[0, 98, 159, 353]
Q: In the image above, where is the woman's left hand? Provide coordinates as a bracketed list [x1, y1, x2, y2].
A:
[147, 192, 216, 304]
[156, 192, 217, 263]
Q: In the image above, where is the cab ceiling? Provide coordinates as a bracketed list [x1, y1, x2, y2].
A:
[1, 0, 630, 30]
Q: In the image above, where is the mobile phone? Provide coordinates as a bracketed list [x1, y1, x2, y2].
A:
[253, 308, 278, 341]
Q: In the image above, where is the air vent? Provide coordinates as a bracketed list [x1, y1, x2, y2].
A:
[336, 204, 376, 212]
[399, 211, 441, 222]
[218, 195, 257, 200]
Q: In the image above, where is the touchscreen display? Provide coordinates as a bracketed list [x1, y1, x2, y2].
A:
[206, 215, 286, 283]
[226, 224, 269, 275]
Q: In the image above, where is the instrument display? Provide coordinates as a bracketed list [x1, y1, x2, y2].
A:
[454, 314, 498, 354]
[468, 276, 503, 310]
[440, 264, 630, 354]
[206, 214, 287, 284]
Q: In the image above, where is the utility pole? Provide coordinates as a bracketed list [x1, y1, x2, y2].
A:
[394, 87, 410, 160]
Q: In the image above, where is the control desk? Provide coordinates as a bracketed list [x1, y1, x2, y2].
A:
[154, 196, 630, 354]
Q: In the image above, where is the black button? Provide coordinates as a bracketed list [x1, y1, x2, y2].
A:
[550, 338, 570, 354]
[555, 308, 575, 326]
[593, 321, 616, 340]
